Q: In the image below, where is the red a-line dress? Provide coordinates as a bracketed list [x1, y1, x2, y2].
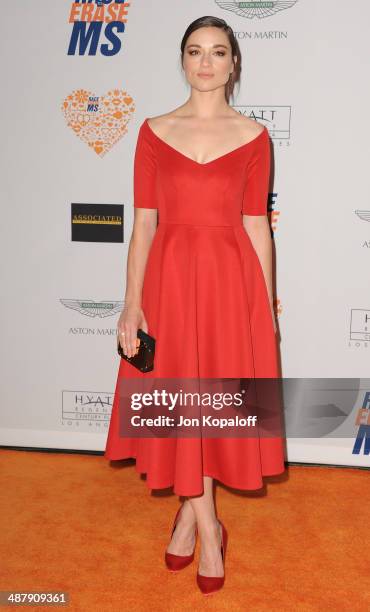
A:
[104, 117, 286, 496]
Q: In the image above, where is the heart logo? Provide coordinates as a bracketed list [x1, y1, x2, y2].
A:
[62, 89, 135, 157]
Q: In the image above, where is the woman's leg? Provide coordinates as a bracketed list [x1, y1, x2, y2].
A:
[188, 476, 224, 577]
[166, 476, 223, 577]
[165, 499, 197, 557]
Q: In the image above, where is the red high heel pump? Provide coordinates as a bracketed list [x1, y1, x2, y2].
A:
[165, 505, 198, 572]
[196, 519, 228, 595]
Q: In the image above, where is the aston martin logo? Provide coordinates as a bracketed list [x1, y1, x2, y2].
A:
[60, 299, 124, 318]
[215, 0, 298, 19]
[355, 210, 370, 222]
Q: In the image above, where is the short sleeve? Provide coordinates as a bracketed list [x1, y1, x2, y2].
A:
[242, 127, 270, 216]
[133, 121, 158, 209]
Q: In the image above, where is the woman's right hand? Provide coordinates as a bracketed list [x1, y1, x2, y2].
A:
[117, 304, 148, 358]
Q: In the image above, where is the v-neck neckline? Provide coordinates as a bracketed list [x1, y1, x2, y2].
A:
[144, 118, 266, 167]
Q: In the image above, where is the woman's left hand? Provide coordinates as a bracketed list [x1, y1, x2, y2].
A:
[270, 303, 277, 335]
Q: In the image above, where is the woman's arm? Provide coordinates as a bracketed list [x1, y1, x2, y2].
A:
[117, 120, 159, 357]
[242, 214, 276, 333]
[125, 209, 157, 307]
[241, 128, 276, 333]
[118, 208, 157, 357]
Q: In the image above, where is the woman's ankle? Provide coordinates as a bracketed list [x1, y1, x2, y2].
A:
[197, 517, 220, 538]
[180, 501, 197, 525]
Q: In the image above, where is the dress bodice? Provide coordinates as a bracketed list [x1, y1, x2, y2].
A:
[133, 118, 270, 226]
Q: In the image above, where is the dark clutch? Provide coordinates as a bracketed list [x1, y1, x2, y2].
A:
[117, 328, 155, 373]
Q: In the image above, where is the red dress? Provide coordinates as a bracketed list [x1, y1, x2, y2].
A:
[104, 118, 286, 495]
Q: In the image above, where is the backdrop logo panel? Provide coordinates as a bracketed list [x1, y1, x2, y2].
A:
[67, 0, 130, 56]
[215, 0, 298, 19]
[349, 309, 370, 350]
[62, 391, 112, 431]
[62, 89, 135, 156]
[60, 300, 124, 319]
[71, 203, 124, 242]
[353, 391, 370, 456]
[59, 297, 122, 340]
[234, 105, 292, 144]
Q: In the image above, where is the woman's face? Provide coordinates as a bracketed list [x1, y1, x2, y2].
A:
[182, 26, 236, 94]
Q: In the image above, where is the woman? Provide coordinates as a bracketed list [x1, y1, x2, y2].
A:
[105, 15, 286, 595]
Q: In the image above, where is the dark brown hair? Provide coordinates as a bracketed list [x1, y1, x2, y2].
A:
[180, 16, 242, 104]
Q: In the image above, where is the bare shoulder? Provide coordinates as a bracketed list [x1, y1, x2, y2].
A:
[235, 114, 265, 140]
[146, 112, 179, 136]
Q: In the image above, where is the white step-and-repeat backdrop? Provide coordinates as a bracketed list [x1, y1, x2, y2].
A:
[1, 1, 369, 466]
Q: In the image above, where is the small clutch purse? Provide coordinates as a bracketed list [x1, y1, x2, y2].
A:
[117, 328, 155, 373]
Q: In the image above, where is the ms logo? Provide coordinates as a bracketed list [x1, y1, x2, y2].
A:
[215, 0, 298, 19]
[62, 89, 135, 156]
[352, 391, 370, 456]
[67, 0, 129, 56]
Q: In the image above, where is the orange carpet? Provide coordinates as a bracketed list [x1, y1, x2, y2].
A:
[0, 448, 369, 611]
